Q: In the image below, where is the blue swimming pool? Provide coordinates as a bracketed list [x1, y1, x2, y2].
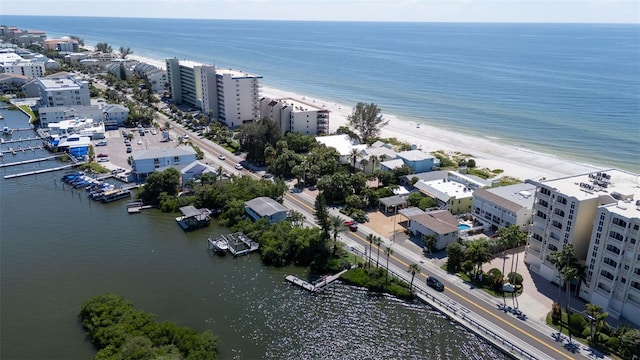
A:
[458, 224, 471, 230]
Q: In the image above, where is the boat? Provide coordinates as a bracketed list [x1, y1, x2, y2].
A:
[2, 126, 10, 135]
[101, 189, 131, 203]
[208, 236, 229, 254]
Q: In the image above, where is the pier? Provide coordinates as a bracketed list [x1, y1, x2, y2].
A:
[0, 155, 61, 168]
[3, 163, 80, 179]
[127, 200, 153, 214]
[285, 267, 352, 293]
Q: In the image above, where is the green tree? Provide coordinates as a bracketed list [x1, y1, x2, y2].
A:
[349, 147, 361, 171]
[314, 193, 331, 240]
[407, 263, 421, 296]
[446, 242, 464, 273]
[374, 236, 382, 267]
[496, 224, 526, 282]
[288, 210, 305, 228]
[620, 328, 640, 358]
[422, 233, 437, 254]
[138, 168, 180, 205]
[238, 117, 281, 165]
[329, 215, 346, 255]
[95, 42, 112, 53]
[486, 268, 504, 291]
[347, 102, 383, 143]
[583, 303, 608, 347]
[366, 234, 375, 269]
[464, 239, 492, 282]
[384, 246, 393, 284]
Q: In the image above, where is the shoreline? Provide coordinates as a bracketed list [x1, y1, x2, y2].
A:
[127, 53, 607, 181]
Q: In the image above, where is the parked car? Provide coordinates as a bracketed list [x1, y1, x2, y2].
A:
[234, 163, 244, 170]
[217, 154, 226, 160]
[126, 146, 132, 153]
[97, 153, 109, 158]
[97, 157, 109, 163]
[95, 140, 107, 146]
[262, 173, 273, 179]
[426, 276, 445, 291]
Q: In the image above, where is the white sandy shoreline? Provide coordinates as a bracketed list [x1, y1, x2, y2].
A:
[127, 54, 605, 181]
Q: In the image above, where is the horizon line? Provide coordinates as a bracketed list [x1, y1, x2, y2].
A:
[2, 14, 639, 25]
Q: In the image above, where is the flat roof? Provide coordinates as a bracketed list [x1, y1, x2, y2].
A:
[315, 134, 366, 156]
[131, 147, 196, 161]
[418, 177, 474, 200]
[216, 68, 262, 79]
[280, 98, 323, 112]
[245, 197, 288, 217]
[38, 76, 83, 90]
[485, 183, 537, 209]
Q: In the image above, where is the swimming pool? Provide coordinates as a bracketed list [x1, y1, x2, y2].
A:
[458, 224, 471, 231]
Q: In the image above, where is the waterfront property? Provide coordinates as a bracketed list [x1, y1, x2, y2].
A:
[175, 205, 212, 231]
[315, 134, 367, 166]
[224, 232, 259, 256]
[36, 73, 91, 108]
[244, 197, 288, 224]
[260, 97, 329, 135]
[394, 150, 440, 173]
[524, 169, 640, 326]
[472, 182, 536, 232]
[130, 147, 197, 181]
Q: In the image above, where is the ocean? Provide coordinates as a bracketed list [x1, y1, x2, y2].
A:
[2, 16, 639, 172]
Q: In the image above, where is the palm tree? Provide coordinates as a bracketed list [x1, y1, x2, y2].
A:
[359, 158, 369, 173]
[464, 240, 491, 282]
[329, 215, 346, 255]
[422, 234, 437, 255]
[583, 303, 608, 346]
[562, 266, 579, 343]
[407, 263, 421, 296]
[496, 225, 526, 283]
[349, 147, 361, 171]
[384, 246, 393, 284]
[374, 236, 382, 267]
[366, 234, 375, 269]
[288, 210, 306, 228]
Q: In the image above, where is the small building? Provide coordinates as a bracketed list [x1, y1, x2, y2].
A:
[410, 171, 488, 215]
[396, 150, 440, 173]
[360, 141, 397, 173]
[180, 160, 218, 185]
[130, 147, 197, 181]
[244, 197, 288, 224]
[407, 210, 460, 250]
[315, 134, 367, 166]
[175, 205, 211, 231]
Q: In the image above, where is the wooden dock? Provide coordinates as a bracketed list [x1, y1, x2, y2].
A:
[226, 232, 259, 256]
[285, 267, 352, 293]
[3, 163, 80, 179]
[127, 201, 152, 214]
[0, 155, 61, 168]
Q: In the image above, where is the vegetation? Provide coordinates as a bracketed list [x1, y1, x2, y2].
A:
[95, 42, 113, 53]
[238, 117, 281, 164]
[78, 162, 110, 174]
[347, 102, 383, 143]
[137, 168, 181, 206]
[79, 293, 217, 359]
[340, 267, 412, 301]
[549, 243, 586, 343]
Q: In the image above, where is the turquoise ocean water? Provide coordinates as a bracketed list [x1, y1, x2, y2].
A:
[2, 16, 639, 172]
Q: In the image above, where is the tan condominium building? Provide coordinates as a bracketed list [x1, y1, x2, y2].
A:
[260, 97, 329, 136]
[524, 169, 640, 326]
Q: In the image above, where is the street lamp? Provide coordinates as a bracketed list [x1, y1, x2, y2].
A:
[392, 205, 398, 243]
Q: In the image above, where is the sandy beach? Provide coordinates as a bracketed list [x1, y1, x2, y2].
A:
[128, 54, 604, 182]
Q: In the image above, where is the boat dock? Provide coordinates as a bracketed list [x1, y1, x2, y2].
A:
[3, 163, 81, 179]
[226, 232, 259, 256]
[127, 200, 152, 214]
[0, 155, 61, 168]
[285, 267, 352, 293]
[2, 136, 42, 144]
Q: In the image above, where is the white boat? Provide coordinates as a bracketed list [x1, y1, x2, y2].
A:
[2, 126, 9, 135]
[101, 189, 131, 203]
[208, 236, 229, 253]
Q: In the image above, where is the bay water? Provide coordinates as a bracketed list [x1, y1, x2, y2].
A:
[0, 109, 506, 358]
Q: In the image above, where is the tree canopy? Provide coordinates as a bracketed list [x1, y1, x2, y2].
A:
[137, 167, 181, 205]
[347, 102, 383, 143]
[79, 293, 217, 359]
[239, 117, 281, 164]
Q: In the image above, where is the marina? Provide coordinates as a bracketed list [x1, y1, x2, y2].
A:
[207, 232, 259, 256]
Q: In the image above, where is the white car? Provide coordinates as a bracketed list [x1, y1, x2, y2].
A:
[234, 163, 244, 170]
[218, 154, 226, 160]
[137, 139, 142, 145]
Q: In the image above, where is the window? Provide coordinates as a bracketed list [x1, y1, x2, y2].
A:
[554, 209, 565, 217]
[632, 281, 640, 291]
[603, 257, 617, 268]
[634, 224, 639, 231]
[609, 231, 624, 241]
[556, 196, 568, 205]
[600, 270, 614, 280]
[613, 218, 627, 228]
[606, 244, 621, 255]
[552, 220, 563, 230]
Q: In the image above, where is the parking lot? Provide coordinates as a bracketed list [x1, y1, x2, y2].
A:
[95, 127, 175, 174]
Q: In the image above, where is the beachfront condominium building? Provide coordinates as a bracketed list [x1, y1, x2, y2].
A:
[1, 59, 46, 78]
[215, 68, 262, 128]
[37, 74, 91, 108]
[472, 183, 537, 232]
[524, 169, 640, 324]
[260, 97, 329, 135]
[166, 58, 217, 113]
[582, 178, 640, 325]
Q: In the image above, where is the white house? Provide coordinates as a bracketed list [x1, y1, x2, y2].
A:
[315, 134, 367, 166]
[130, 147, 197, 181]
[245, 197, 288, 224]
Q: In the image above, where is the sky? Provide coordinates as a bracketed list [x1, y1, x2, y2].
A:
[1, 0, 639, 23]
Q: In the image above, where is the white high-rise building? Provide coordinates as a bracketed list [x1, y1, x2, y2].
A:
[165, 58, 216, 113]
[215, 68, 262, 128]
[524, 169, 640, 325]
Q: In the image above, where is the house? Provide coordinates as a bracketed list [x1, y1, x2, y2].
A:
[244, 197, 288, 224]
[359, 141, 397, 173]
[130, 147, 197, 181]
[315, 134, 367, 166]
[407, 209, 460, 250]
[180, 160, 218, 185]
[395, 150, 440, 173]
[411, 171, 488, 215]
[472, 183, 536, 232]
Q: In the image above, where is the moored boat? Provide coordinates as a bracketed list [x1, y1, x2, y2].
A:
[208, 236, 229, 254]
[101, 189, 131, 203]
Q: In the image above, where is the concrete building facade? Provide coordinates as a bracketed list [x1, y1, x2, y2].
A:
[260, 97, 329, 135]
[37, 75, 91, 108]
[215, 68, 262, 128]
[130, 147, 197, 181]
[165, 58, 216, 113]
[524, 169, 640, 326]
[472, 183, 536, 232]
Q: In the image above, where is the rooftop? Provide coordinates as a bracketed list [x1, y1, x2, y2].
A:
[397, 149, 436, 162]
[245, 197, 288, 217]
[409, 210, 459, 235]
[216, 68, 262, 79]
[38, 76, 85, 90]
[131, 147, 196, 161]
[279, 98, 323, 112]
[315, 134, 366, 156]
[474, 183, 537, 213]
